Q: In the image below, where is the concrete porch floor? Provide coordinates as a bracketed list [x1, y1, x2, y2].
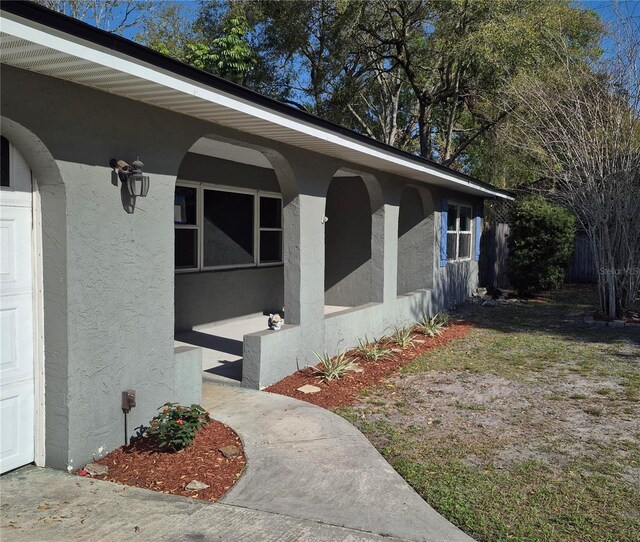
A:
[174, 305, 351, 386]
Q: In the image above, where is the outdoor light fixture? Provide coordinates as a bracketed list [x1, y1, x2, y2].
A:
[110, 156, 150, 197]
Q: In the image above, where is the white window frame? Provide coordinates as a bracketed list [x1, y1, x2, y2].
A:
[447, 201, 473, 262]
[175, 181, 283, 273]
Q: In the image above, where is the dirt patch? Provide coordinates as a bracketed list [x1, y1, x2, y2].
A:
[266, 322, 472, 409]
[84, 419, 245, 501]
[354, 367, 640, 482]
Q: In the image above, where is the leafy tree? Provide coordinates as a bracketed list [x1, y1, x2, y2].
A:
[507, 196, 575, 297]
[136, 2, 200, 62]
[356, 0, 601, 166]
[192, 0, 291, 97]
[187, 13, 257, 84]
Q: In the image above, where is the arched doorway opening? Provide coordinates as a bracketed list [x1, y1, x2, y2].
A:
[324, 170, 383, 313]
[397, 185, 434, 294]
[173, 136, 291, 385]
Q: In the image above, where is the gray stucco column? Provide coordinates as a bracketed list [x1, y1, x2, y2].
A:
[281, 152, 334, 330]
[381, 202, 400, 303]
[380, 179, 403, 304]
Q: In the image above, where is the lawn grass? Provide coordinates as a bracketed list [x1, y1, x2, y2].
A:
[336, 285, 640, 542]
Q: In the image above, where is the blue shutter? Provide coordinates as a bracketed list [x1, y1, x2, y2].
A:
[474, 205, 482, 262]
[440, 199, 448, 267]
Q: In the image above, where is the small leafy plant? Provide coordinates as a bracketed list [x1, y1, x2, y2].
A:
[434, 311, 450, 327]
[418, 314, 445, 337]
[392, 326, 415, 348]
[147, 402, 210, 452]
[357, 336, 392, 362]
[313, 350, 357, 382]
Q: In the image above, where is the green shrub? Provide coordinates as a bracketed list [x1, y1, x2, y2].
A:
[391, 327, 415, 348]
[313, 350, 358, 381]
[434, 312, 450, 326]
[418, 313, 446, 337]
[147, 402, 210, 451]
[507, 196, 575, 296]
[357, 335, 392, 361]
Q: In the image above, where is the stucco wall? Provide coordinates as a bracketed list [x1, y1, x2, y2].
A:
[1, 65, 214, 470]
[175, 153, 284, 330]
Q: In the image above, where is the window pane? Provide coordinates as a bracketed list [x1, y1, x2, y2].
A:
[175, 229, 198, 269]
[459, 233, 472, 259]
[203, 189, 254, 267]
[446, 232, 457, 260]
[260, 196, 282, 228]
[174, 186, 197, 225]
[447, 204, 457, 231]
[1, 136, 10, 187]
[459, 206, 472, 232]
[260, 231, 282, 263]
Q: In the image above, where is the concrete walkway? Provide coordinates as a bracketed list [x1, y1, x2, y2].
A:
[0, 385, 474, 542]
[0, 466, 412, 541]
[202, 384, 473, 542]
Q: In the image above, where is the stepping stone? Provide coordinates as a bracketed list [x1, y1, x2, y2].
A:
[219, 445, 242, 458]
[84, 463, 108, 476]
[297, 384, 321, 394]
[185, 480, 209, 491]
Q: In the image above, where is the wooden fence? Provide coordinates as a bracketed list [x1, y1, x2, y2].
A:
[480, 226, 597, 290]
[566, 234, 598, 283]
[480, 223, 511, 290]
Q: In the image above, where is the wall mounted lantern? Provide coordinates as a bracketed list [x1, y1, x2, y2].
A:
[110, 157, 150, 197]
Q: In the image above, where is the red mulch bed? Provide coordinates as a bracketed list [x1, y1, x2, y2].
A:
[83, 419, 245, 502]
[266, 322, 473, 409]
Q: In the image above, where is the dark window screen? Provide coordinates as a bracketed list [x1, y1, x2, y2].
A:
[1, 136, 10, 187]
[459, 233, 472, 259]
[446, 232, 457, 260]
[260, 196, 282, 228]
[459, 206, 472, 231]
[203, 190, 254, 267]
[175, 229, 198, 269]
[447, 204, 457, 231]
[260, 231, 282, 263]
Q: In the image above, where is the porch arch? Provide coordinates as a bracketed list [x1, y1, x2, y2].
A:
[172, 133, 299, 384]
[397, 184, 435, 294]
[324, 168, 385, 309]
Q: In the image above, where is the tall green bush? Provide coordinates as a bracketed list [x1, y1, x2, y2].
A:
[508, 196, 575, 296]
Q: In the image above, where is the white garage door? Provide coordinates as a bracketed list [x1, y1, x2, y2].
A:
[0, 136, 35, 474]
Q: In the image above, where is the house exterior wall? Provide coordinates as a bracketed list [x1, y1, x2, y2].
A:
[1, 63, 484, 470]
[175, 153, 283, 331]
[1, 65, 212, 470]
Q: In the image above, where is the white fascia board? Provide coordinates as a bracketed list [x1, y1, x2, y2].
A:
[1, 15, 511, 200]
